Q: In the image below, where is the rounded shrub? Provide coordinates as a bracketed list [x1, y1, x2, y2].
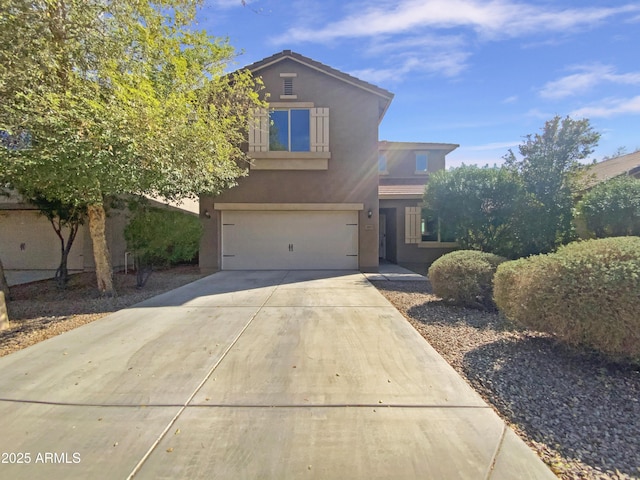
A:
[494, 237, 640, 361]
[428, 250, 507, 310]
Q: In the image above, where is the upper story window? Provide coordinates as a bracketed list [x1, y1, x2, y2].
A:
[269, 109, 310, 152]
[248, 105, 330, 170]
[378, 153, 388, 173]
[249, 105, 329, 155]
[415, 153, 428, 173]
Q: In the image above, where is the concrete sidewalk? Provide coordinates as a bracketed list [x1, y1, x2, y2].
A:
[363, 262, 428, 281]
[0, 270, 556, 479]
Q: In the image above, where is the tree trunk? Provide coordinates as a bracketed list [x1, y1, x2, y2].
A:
[53, 220, 79, 289]
[56, 249, 70, 288]
[0, 257, 10, 330]
[87, 203, 115, 296]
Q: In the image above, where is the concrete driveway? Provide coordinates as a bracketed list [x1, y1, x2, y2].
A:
[0, 270, 556, 479]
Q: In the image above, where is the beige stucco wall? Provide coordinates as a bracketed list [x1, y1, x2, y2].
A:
[200, 58, 382, 272]
[380, 147, 447, 177]
[0, 209, 85, 271]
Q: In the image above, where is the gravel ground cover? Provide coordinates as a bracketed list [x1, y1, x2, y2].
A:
[0, 266, 206, 357]
[372, 280, 640, 480]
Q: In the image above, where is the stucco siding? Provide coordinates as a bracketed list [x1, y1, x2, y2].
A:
[0, 210, 85, 271]
[379, 199, 456, 267]
[201, 56, 383, 271]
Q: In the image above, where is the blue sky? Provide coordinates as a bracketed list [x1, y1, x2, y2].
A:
[197, 0, 640, 168]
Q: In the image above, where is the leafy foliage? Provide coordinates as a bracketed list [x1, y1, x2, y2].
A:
[124, 206, 202, 287]
[425, 117, 601, 259]
[503, 116, 601, 255]
[424, 165, 525, 258]
[0, 0, 263, 294]
[577, 176, 640, 238]
[494, 237, 640, 362]
[428, 250, 507, 310]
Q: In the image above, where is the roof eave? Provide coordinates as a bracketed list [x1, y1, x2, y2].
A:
[244, 50, 394, 121]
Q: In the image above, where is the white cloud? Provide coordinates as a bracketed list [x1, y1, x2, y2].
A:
[354, 34, 471, 81]
[465, 141, 520, 151]
[525, 108, 556, 120]
[351, 50, 469, 84]
[571, 96, 640, 118]
[270, 0, 639, 44]
[540, 64, 640, 100]
[209, 0, 250, 9]
[502, 95, 518, 104]
[268, 1, 639, 84]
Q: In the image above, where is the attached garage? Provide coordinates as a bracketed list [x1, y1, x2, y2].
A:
[221, 209, 359, 270]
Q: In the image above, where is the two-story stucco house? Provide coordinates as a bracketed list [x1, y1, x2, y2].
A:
[199, 50, 392, 272]
[199, 50, 457, 273]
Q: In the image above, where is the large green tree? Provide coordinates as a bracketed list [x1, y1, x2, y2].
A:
[503, 116, 600, 255]
[424, 165, 525, 258]
[0, 0, 262, 295]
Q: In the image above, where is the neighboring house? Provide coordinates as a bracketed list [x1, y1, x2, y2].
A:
[199, 50, 458, 272]
[0, 191, 129, 280]
[586, 150, 640, 186]
[0, 190, 198, 282]
[378, 141, 458, 270]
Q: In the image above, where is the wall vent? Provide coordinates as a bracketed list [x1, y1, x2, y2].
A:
[284, 78, 294, 96]
[279, 72, 298, 100]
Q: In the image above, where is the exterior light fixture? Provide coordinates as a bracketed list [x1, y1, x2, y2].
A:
[367, 209, 372, 218]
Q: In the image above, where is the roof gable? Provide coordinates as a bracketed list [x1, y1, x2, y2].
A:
[243, 50, 394, 120]
[587, 150, 640, 186]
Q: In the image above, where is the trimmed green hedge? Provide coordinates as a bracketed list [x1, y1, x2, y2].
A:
[125, 207, 202, 267]
[577, 175, 640, 238]
[428, 250, 507, 310]
[494, 237, 640, 361]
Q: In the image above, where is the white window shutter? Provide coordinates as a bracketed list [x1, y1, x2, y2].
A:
[405, 207, 421, 244]
[249, 108, 269, 152]
[310, 107, 329, 152]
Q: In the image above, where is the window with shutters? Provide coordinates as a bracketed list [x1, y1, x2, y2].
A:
[248, 105, 330, 170]
[406, 206, 457, 246]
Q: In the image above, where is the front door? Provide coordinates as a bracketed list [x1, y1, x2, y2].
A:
[379, 213, 386, 259]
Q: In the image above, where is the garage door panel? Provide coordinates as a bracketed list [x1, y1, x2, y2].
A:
[222, 211, 358, 270]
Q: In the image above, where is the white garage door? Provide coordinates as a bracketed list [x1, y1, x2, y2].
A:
[222, 210, 358, 270]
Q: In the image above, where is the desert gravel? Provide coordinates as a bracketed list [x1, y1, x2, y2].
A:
[0, 266, 206, 357]
[373, 280, 640, 480]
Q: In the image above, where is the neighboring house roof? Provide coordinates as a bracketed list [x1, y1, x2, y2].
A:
[379, 184, 426, 199]
[586, 150, 640, 186]
[0, 190, 198, 215]
[243, 50, 395, 121]
[379, 140, 459, 153]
